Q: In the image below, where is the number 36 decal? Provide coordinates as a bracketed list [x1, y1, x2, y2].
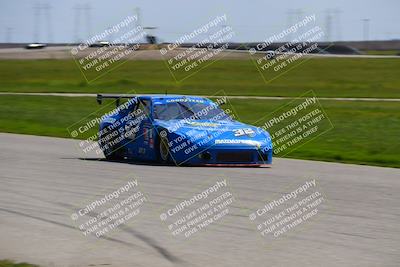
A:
[233, 128, 255, 137]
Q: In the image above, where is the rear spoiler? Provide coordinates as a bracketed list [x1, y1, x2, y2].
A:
[96, 94, 137, 106]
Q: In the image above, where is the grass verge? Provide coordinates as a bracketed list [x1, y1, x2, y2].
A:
[363, 50, 399, 56]
[0, 260, 39, 267]
[0, 58, 400, 98]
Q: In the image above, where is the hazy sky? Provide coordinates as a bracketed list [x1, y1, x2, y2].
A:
[1, 0, 399, 43]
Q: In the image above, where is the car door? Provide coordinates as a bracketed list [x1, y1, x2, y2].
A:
[123, 98, 154, 160]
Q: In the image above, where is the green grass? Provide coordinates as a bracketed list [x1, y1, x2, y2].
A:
[0, 95, 399, 168]
[230, 99, 400, 168]
[363, 50, 400, 56]
[0, 260, 39, 267]
[0, 95, 101, 139]
[1, 58, 400, 98]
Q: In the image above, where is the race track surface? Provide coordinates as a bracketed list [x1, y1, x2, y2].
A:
[0, 133, 399, 267]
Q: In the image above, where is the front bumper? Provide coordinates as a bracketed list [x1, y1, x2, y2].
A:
[172, 147, 273, 166]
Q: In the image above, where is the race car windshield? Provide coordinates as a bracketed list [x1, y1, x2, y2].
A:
[154, 101, 231, 121]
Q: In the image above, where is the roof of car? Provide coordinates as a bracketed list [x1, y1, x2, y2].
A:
[96, 94, 215, 106]
[139, 94, 204, 98]
[139, 94, 211, 102]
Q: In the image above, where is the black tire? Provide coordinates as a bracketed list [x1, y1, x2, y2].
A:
[101, 142, 121, 160]
[99, 131, 122, 160]
[158, 130, 170, 164]
[104, 148, 120, 160]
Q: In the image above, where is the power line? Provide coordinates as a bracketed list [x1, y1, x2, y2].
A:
[294, 9, 304, 39]
[5, 27, 13, 43]
[325, 9, 333, 42]
[32, 2, 53, 43]
[135, 7, 142, 29]
[73, 5, 83, 42]
[43, 2, 53, 43]
[83, 3, 92, 39]
[362, 18, 370, 41]
[333, 8, 342, 41]
[33, 2, 41, 42]
[286, 9, 295, 42]
[73, 3, 93, 42]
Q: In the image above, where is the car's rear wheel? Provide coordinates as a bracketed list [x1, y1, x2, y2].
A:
[104, 146, 121, 160]
[99, 131, 122, 160]
[158, 131, 170, 164]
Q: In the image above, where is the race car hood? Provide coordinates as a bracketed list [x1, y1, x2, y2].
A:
[154, 119, 271, 148]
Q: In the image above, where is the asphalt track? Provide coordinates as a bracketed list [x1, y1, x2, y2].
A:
[0, 133, 399, 266]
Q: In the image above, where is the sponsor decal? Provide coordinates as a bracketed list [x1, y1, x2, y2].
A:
[215, 139, 261, 147]
[149, 127, 154, 148]
[166, 98, 205, 103]
[186, 122, 218, 127]
[143, 127, 149, 141]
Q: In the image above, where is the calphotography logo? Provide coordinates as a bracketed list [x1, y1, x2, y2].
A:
[70, 179, 148, 239]
[159, 179, 235, 239]
[248, 14, 326, 83]
[249, 179, 327, 241]
[70, 14, 146, 82]
[160, 13, 236, 82]
[66, 89, 154, 158]
[255, 90, 334, 157]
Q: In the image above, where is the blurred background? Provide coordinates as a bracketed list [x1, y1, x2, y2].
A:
[1, 0, 400, 43]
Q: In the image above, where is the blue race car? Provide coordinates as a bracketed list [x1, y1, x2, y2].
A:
[96, 94, 273, 166]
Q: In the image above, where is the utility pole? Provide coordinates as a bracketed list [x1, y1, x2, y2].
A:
[362, 19, 370, 41]
[73, 5, 83, 43]
[294, 9, 304, 40]
[325, 9, 333, 42]
[135, 7, 142, 29]
[83, 3, 92, 39]
[6, 27, 13, 43]
[333, 8, 342, 41]
[286, 9, 294, 42]
[43, 2, 53, 43]
[33, 2, 41, 42]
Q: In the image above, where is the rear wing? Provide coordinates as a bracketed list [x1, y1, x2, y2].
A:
[96, 94, 137, 106]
